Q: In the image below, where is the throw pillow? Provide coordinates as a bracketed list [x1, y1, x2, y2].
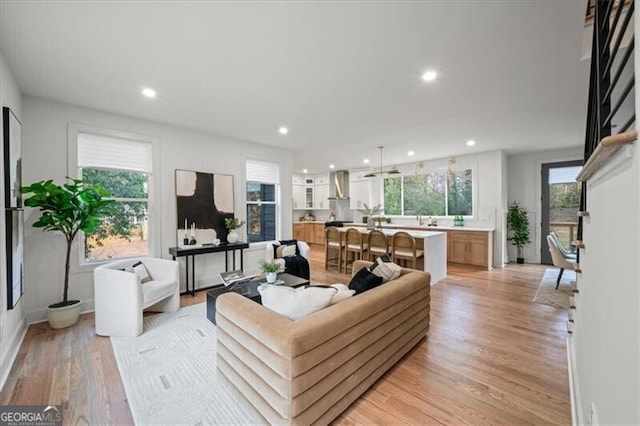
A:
[369, 255, 402, 282]
[276, 244, 297, 258]
[329, 283, 355, 304]
[131, 261, 152, 283]
[348, 267, 384, 295]
[258, 285, 337, 320]
[273, 240, 300, 259]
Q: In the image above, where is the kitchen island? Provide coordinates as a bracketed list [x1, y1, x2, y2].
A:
[336, 227, 447, 283]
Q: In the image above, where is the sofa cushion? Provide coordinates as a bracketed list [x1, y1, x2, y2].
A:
[369, 255, 402, 282]
[258, 285, 337, 320]
[348, 267, 384, 294]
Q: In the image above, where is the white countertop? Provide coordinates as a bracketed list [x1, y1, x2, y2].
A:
[336, 227, 445, 239]
[293, 221, 326, 224]
[344, 223, 495, 232]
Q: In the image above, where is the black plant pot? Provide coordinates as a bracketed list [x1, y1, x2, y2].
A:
[516, 258, 525, 264]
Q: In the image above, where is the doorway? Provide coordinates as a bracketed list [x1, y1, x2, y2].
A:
[540, 160, 583, 265]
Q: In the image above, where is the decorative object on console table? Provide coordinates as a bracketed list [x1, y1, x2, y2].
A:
[507, 201, 532, 264]
[21, 178, 115, 328]
[258, 258, 282, 284]
[225, 217, 245, 244]
[176, 169, 234, 244]
[3, 107, 23, 309]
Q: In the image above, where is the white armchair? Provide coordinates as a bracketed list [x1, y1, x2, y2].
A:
[93, 257, 180, 337]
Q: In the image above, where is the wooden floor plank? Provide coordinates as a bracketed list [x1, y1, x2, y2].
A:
[0, 246, 571, 425]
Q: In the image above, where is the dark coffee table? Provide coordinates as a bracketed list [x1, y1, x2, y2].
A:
[206, 273, 310, 324]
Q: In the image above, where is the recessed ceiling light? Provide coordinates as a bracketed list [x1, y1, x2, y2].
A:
[407, 150, 415, 156]
[302, 169, 308, 174]
[278, 127, 289, 135]
[142, 88, 156, 98]
[421, 70, 437, 82]
[363, 158, 370, 164]
[466, 140, 476, 146]
[329, 164, 335, 169]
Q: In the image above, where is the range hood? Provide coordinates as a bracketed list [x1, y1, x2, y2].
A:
[328, 170, 350, 200]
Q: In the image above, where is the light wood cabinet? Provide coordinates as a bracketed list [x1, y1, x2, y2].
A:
[293, 223, 326, 245]
[447, 230, 492, 269]
[293, 223, 306, 241]
[312, 223, 325, 245]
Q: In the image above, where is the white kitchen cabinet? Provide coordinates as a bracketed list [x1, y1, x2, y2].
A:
[292, 184, 306, 210]
[314, 174, 330, 185]
[314, 184, 330, 210]
[349, 180, 370, 210]
[292, 174, 305, 185]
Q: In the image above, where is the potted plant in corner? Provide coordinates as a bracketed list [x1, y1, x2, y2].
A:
[507, 201, 532, 264]
[224, 217, 245, 243]
[21, 178, 115, 329]
[258, 259, 282, 284]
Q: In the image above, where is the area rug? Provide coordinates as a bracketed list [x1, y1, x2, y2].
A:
[111, 303, 257, 425]
[533, 268, 575, 309]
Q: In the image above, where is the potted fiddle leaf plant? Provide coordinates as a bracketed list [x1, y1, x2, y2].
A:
[507, 201, 531, 264]
[224, 217, 246, 243]
[21, 178, 115, 329]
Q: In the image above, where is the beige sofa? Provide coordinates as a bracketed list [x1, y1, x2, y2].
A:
[215, 260, 431, 425]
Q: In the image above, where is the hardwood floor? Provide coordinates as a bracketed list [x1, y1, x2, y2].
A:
[0, 247, 571, 425]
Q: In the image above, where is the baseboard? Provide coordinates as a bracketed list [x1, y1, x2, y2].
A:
[566, 337, 583, 426]
[0, 316, 28, 392]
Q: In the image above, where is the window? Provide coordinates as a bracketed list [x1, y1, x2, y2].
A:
[77, 132, 153, 262]
[383, 168, 474, 217]
[246, 160, 279, 243]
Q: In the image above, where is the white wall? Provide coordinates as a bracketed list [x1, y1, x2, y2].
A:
[506, 146, 583, 263]
[21, 96, 293, 323]
[368, 149, 507, 268]
[569, 12, 640, 424]
[0, 52, 27, 390]
[571, 142, 639, 425]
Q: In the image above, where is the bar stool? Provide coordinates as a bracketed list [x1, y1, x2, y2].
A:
[344, 228, 368, 273]
[391, 231, 424, 269]
[325, 227, 344, 273]
[367, 230, 389, 261]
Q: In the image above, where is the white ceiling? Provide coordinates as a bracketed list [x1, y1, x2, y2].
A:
[0, 1, 589, 174]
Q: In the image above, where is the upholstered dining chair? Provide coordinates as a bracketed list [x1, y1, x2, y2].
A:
[549, 231, 577, 260]
[343, 228, 368, 273]
[367, 229, 389, 261]
[391, 231, 424, 269]
[325, 227, 344, 273]
[547, 234, 577, 289]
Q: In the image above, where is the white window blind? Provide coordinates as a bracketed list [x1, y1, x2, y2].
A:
[78, 132, 153, 173]
[246, 159, 279, 184]
[549, 166, 581, 184]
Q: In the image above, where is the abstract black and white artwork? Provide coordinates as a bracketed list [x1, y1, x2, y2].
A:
[175, 170, 235, 245]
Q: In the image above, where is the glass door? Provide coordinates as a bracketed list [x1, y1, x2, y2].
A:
[540, 160, 583, 264]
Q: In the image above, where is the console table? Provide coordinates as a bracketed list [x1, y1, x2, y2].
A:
[168, 242, 250, 295]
